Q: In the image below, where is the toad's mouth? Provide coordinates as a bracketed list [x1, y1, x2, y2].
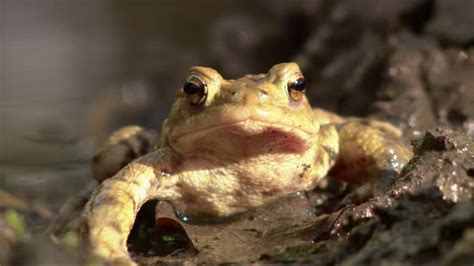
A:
[169, 119, 316, 156]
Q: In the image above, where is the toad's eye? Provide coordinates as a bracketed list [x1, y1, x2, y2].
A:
[287, 77, 306, 101]
[183, 77, 207, 105]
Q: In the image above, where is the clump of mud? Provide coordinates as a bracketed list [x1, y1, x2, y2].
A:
[263, 128, 473, 265]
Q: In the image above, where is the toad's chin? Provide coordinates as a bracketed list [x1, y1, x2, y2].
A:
[168, 119, 315, 157]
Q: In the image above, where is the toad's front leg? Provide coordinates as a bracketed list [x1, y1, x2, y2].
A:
[80, 148, 179, 265]
[329, 121, 413, 195]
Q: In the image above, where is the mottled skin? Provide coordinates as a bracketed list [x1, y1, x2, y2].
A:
[81, 63, 412, 265]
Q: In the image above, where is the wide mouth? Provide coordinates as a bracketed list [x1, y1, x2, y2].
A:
[169, 118, 316, 157]
[176, 119, 312, 139]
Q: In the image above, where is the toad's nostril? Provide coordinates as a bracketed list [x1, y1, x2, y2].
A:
[259, 89, 268, 95]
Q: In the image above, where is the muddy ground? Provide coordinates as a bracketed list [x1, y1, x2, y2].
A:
[1, 0, 473, 265]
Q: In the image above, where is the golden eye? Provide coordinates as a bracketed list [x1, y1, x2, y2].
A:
[287, 77, 306, 101]
[183, 77, 207, 105]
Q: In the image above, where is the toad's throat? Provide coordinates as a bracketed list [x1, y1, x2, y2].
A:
[170, 120, 314, 156]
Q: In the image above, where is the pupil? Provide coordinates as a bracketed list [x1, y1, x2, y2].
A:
[291, 78, 305, 91]
[183, 82, 200, 95]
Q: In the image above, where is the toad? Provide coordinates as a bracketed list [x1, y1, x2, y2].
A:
[81, 63, 412, 264]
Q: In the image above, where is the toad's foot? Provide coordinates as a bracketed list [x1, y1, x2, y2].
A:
[49, 181, 97, 238]
[80, 148, 178, 265]
[329, 121, 413, 202]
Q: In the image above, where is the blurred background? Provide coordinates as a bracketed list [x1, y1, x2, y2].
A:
[1, 0, 474, 235]
[0, 1, 259, 209]
[2, 1, 325, 210]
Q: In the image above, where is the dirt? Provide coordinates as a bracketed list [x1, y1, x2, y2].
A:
[261, 128, 474, 265]
[2, 0, 474, 265]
